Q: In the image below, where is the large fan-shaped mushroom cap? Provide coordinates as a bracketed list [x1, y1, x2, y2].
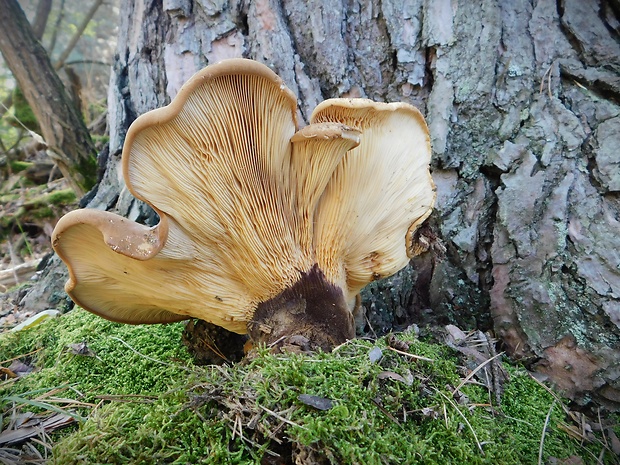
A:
[311, 98, 435, 297]
[52, 59, 361, 332]
[52, 59, 434, 340]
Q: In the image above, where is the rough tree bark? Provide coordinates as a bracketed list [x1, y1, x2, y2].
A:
[27, 0, 620, 409]
[0, 0, 98, 196]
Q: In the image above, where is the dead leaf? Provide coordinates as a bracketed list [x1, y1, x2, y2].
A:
[0, 413, 74, 446]
[378, 371, 412, 386]
[421, 407, 440, 419]
[298, 394, 333, 411]
[67, 342, 99, 359]
[546, 456, 584, 465]
[8, 360, 33, 377]
[0, 367, 17, 379]
[368, 346, 383, 363]
[445, 324, 468, 344]
[13, 412, 36, 430]
[608, 427, 620, 455]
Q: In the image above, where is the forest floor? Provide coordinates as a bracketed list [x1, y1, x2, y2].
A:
[1, 310, 619, 464]
[0, 156, 78, 331]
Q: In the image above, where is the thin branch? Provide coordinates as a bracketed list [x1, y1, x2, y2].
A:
[31, 0, 53, 39]
[451, 351, 504, 395]
[55, 0, 105, 70]
[259, 405, 308, 431]
[0, 348, 44, 366]
[48, 0, 66, 54]
[0, 94, 14, 122]
[486, 332, 502, 406]
[597, 407, 609, 449]
[387, 346, 434, 362]
[528, 373, 571, 417]
[64, 59, 111, 67]
[0, 99, 45, 148]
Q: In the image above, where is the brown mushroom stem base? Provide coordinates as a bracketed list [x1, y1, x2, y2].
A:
[247, 264, 355, 352]
[182, 319, 248, 365]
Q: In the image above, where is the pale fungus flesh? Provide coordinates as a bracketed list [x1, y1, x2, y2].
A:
[52, 58, 434, 350]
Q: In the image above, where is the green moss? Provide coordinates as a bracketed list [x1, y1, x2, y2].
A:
[33, 207, 53, 219]
[0, 310, 192, 399]
[1, 314, 617, 465]
[24, 188, 76, 208]
[8, 160, 32, 173]
[75, 154, 98, 191]
[0, 188, 78, 231]
[9, 87, 39, 131]
[46, 188, 77, 205]
[0, 191, 20, 203]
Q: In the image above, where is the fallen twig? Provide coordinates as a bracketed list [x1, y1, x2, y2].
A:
[538, 399, 557, 465]
[387, 347, 434, 362]
[259, 405, 307, 431]
[0, 259, 42, 291]
[452, 352, 504, 396]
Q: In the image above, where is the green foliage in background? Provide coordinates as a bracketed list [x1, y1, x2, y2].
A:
[7, 87, 38, 131]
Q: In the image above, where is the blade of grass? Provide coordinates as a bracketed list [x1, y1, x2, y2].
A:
[3, 396, 86, 422]
[538, 399, 556, 465]
[435, 389, 484, 456]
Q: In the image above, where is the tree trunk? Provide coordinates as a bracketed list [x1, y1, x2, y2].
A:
[29, 0, 620, 409]
[0, 0, 97, 196]
[31, 0, 52, 39]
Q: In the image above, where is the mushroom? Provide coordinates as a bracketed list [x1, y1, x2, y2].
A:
[52, 58, 435, 351]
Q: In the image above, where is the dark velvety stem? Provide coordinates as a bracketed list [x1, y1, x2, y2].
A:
[248, 264, 355, 351]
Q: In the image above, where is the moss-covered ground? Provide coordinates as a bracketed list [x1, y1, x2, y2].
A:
[0, 183, 77, 237]
[0, 308, 617, 464]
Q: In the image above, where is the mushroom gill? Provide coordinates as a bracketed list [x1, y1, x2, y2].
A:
[52, 58, 434, 350]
